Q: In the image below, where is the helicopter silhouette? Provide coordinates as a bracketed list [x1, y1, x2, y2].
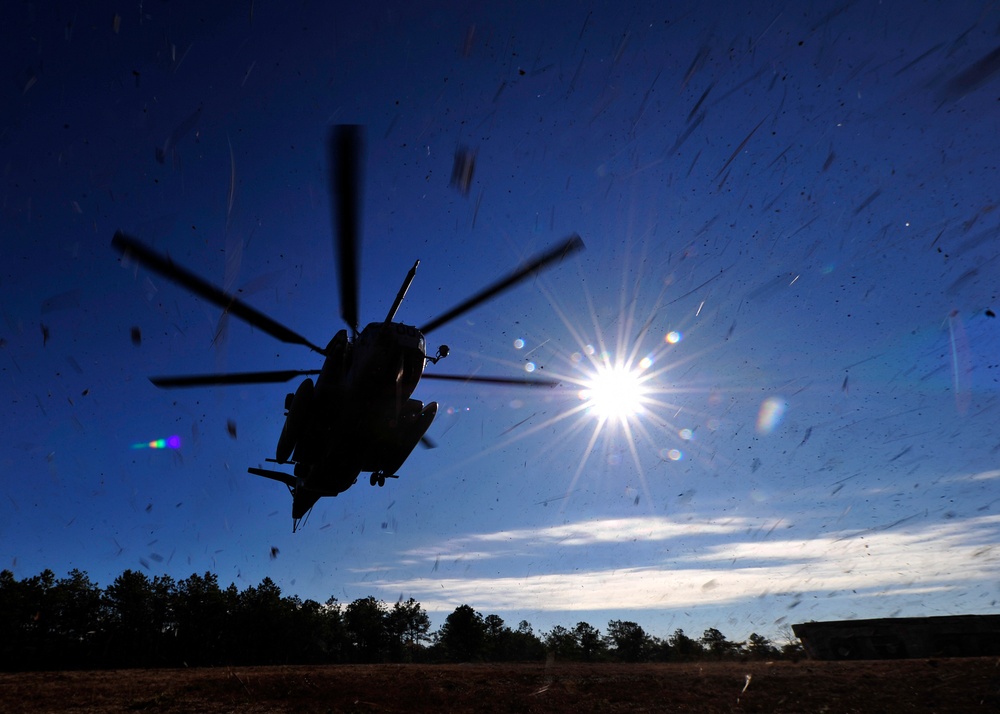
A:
[113, 125, 584, 530]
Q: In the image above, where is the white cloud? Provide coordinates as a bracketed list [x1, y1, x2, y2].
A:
[940, 468, 1000, 483]
[400, 515, 757, 561]
[362, 514, 1000, 615]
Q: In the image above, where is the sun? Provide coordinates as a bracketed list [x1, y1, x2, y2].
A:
[422, 245, 702, 513]
[578, 360, 649, 423]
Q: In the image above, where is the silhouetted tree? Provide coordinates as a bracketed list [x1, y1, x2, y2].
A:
[701, 627, 736, 659]
[747, 632, 778, 659]
[437, 604, 486, 662]
[0, 570, 26, 669]
[153, 575, 178, 660]
[776, 624, 805, 659]
[574, 621, 607, 661]
[481, 613, 510, 661]
[49, 569, 104, 668]
[1, 569, 56, 669]
[0, 566, 813, 669]
[646, 635, 673, 662]
[606, 620, 651, 662]
[544, 624, 580, 660]
[233, 577, 291, 664]
[506, 620, 545, 662]
[668, 628, 704, 661]
[344, 596, 387, 663]
[285, 597, 335, 663]
[173, 572, 229, 665]
[103, 570, 174, 667]
[320, 597, 347, 662]
[1, 569, 107, 668]
[386, 598, 430, 662]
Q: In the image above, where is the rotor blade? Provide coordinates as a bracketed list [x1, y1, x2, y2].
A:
[419, 234, 585, 334]
[149, 369, 322, 388]
[422, 373, 561, 387]
[330, 125, 363, 335]
[113, 232, 325, 354]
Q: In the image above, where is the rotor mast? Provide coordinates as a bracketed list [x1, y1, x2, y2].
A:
[385, 260, 419, 323]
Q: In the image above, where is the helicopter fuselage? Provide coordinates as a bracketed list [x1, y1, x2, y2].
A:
[276, 321, 438, 519]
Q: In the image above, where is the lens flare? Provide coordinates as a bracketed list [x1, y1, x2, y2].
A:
[131, 435, 182, 449]
[756, 398, 786, 434]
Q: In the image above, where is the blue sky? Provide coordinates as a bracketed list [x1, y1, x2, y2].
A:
[3, 0, 999, 642]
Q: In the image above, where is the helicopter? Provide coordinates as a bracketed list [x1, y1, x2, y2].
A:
[113, 125, 584, 530]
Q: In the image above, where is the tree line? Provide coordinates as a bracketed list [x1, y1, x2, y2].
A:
[0, 568, 801, 670]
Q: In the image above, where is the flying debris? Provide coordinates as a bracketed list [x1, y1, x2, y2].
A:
[450, 145, 477, 195]
[499, 411, 538, 436]
[940, 43, 1000, 103]
[853, 189, 882, 215]
[461, 25, 476, 57]
[888, 446, 912, 462]
[715, 117, 765, 180]
[130, 326, 142, 346]
[113, 125, 584, 531]
[681, 44, 711, 91]
[686, 83, 714, 124]
[893, 42, 944, 77]
[946, 310, 972, 415]
[946, 267, 982, 295]
[535, 493, 570, 506]
[41, 289, 81, 314]
[156, 105, 203, 164]
[667, 111, 705, 155]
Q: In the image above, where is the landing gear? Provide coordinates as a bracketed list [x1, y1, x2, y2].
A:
[369, 471, 397, 487]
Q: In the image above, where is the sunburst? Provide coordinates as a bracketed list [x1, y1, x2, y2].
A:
[578, 359, 651, 423]
[422, 242, 721, 512]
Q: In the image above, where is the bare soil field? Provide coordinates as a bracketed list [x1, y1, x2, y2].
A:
[1, 658, 998, 713]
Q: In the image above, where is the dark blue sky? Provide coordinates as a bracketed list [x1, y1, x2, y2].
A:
[3, 0, 999, 641]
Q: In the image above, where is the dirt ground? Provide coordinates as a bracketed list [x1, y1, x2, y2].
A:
[1, 658, 998, 713]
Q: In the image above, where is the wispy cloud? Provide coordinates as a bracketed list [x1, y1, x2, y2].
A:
[940, 468, 1000, 483]
[361, 514, 1000, 615]
[399, 515, 756, 561]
